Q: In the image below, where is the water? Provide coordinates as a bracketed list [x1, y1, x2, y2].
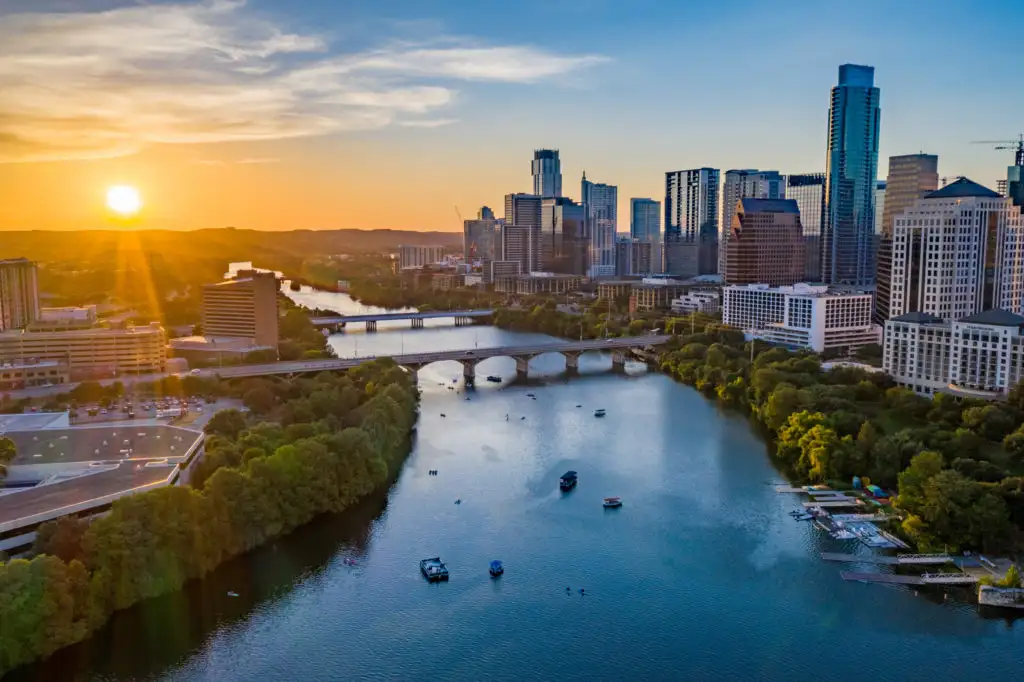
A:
[12, 288, 1024, 681]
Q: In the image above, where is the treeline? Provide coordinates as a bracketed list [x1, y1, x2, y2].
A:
[659, 327, 1024, 553]
[0, 360, 418, 674]
[494, 304, 718, 340]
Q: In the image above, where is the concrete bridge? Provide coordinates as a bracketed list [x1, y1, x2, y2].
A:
[309, 309, 494, 331]
[207, 334, 672, 383]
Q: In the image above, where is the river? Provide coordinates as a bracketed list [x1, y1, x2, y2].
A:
[11, 286, 1024, 681]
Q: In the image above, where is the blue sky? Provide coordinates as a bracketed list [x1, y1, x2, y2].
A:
[1, 0, 1022, 231]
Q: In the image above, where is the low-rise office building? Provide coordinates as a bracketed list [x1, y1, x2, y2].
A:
[0, 359, 70, 390]
[723, 283, 879, 353]
[398, 245, 444, 270]
[632, 283, 690, 312]
[670, 289, 721, 315]
[493, 273, 584, 295]
[0, 322, 167, 379]
[883, 309, 1024, 398]
[597, 279, 640, 301]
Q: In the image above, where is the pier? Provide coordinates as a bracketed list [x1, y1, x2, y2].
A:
[841, 571, 978, 585]
[822, 553, 953, 565]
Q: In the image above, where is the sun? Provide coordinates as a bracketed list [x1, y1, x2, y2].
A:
[106, 185, 142, 216]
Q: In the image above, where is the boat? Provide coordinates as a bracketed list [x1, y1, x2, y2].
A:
[603, 496, 622, 509]
[489, 560, 504, 577]
[486, 375, 501, 383]
[594, 409, 606, 418]
[420, 557, 449, 581]
[559, 470, 578, 491]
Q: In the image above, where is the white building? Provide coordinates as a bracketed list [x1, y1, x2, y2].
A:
[398, 245, 444, 270]
[670, 289, 721, 315]
[723, 283, 879, 353]
[718, 170, 785, 273]
[883, 309, 1024, 398]
[889, 178, 1024, 322]
[582, 173, 617, 277]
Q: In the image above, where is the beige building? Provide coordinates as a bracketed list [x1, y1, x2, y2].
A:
[202, 271, 279, 347]
[632, 283, 690, 312]
[494, 273, 583, 295]
[0, 322, 167, 379]
[0, 359, 70, 390]
[0, 258, 40, 332]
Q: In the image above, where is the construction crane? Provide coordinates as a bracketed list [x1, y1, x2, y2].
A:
[971, 134, 1024, 166]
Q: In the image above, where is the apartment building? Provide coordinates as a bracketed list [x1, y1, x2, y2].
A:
[0, 258, 40, 332]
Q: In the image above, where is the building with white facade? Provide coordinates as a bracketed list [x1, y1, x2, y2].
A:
[665, 168, 720, 277]
[398, 245, 444, 270]
[582, 173, 617, 277]
[670, 289, 721, 315]
[718, 170, 785, 273]
[723, 283, 879, 353]
[532, 149, 562, 198]
[883, 309, 1024, 399]
[888, 177, 1024, 322]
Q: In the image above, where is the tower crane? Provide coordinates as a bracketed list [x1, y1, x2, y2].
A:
[971, 134, 1024, 166]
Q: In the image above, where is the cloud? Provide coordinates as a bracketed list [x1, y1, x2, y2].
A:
[193, 156, 279, 165]
[0, 0, 607, 163]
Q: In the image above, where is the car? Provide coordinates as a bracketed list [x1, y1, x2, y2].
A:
[189, 369, 201, 375]
[100, 409, 108, 415]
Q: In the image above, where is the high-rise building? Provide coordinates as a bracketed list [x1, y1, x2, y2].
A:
[889, 178, 1024, 322]
[824, 64, 881, 286]
[504, 193, 542, 232]
[463, 213, 499, 262]
[664, 168, 719, 277]
[874, 181, 887, 234]
[630, 198, 661, 271]
[202, 271, 280, 348]
[500, 225, 541, 274]
[873, 154, 939, 323]
[532, 149, 562, 198]
[582, 172, 617, 277]
[722, 199, 805, 286]
[0, 258, 40, 332]
[615, 237, 653, 276]
[718, 170, 785, 273]
[478, 206, 495, 220]
[397, 245, 444, 270]
[541, 197, 589, 275]
[1008, 165, 1024, 208]
[998, 179, 1009, 197]
[786, 174, 826, 282]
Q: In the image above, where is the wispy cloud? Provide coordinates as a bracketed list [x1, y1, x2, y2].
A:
[193, 156, 280, 165]
[0, 0, 607, 163]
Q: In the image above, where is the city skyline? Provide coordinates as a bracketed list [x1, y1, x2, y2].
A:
[0, 0, 1022, 233]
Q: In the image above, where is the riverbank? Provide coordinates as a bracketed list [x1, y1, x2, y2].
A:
[0, 360, 419, 675]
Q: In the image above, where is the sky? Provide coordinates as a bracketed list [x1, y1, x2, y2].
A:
[0, 0, 1021, 233]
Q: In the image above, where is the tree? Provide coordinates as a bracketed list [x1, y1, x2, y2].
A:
[897, 450, 945, 512]
[243, 386, 276, 415]
[1003, 428, 1024, 464]
[962, 405, 1017, 441]
[0, 436, 16, 482]
[33, 516, 88, 563]
[204, 409, 247, 440]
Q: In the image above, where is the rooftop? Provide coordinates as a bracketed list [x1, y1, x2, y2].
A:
[958, 309, 1024, 327]
[740, 198, 799, 214]
[0, 412, 69, 432]
[925, 177, 1002, 200]
[8, 425, 201, 465]
[891, 311, 944, 324]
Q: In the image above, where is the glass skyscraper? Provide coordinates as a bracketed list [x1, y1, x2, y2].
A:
[581, 172, 618, 277]
[664, 168, 719, 277]
[630, 198, 661, 271]
[824, 64, 881, 286]
[532, 149, 562, 198]
[785, 173, 826, 282]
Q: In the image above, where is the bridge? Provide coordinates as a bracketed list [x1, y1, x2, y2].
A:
[205, 334, 672, 383]
[309, 309, 494, 331]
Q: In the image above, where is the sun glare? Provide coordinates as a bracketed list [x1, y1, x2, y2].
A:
[106, 185, 142, 216]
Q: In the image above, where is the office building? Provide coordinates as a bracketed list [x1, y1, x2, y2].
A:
[0, 322, 167, 379]
[670, 289, 721, 315]
[397, 245, 443, 270]
[532, 149, 562, 198]
[630, 198, 661, 269]
[1008, 164, 1024, 208]
[786, 173, 826, 282]
[718, 170, 785, 273]
[889, 178, 1024, 322]
[582, 172, 618, 277]
[722, 199, 804, 286]
[665, 168, 720, 277]
[824, 64, 881, 286]
[723, 283, 879, 353]
[0, 359, 70, 391]
[504, 193, 542, 231]
[541, 197, 589, 275]
[463, 214, 499, 262]
[873, 154, 939, 323]
[478, 206, 495, 220]
[883, 309, 1024, 398]
[0, 258, 40, 332]
[202, 271, 280, 347]
[500, 225, 541, 274]
[998, 179, 1009, 197]
[493, 273, 583, 295]
[488, 260, 521, 283]
[615, 237, 653, 276]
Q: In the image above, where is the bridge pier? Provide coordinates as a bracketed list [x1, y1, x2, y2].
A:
[460, 359, 477, 385]
[611, 350, 627, 373]
[562, 351, 581, 375]
[366, 320, 377, 332]
[515, 356, 532, 380]
[411, 318, 424, 329]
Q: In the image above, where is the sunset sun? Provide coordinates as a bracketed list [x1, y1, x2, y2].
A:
[106, 185, 142, 216]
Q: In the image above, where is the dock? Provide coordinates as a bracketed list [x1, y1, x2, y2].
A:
[840, 571, 978, 585]
[822, 552, 953, 565]
[802, 500, 862, 508]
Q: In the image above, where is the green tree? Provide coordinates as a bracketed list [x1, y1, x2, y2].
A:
[0, 436, 16, 482]
[204, 409, 247, 440]
[243, 386, 276, 415]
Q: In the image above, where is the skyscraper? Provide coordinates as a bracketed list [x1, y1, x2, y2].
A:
[664, 168, 719, 277]
[889, 178, 1024, 321]
[0, 258, 40, 332]
[500, 225, 541, 274]
[532, 149, 562, 198]
[541, 197, 589, 275]
[723, 199, 804, 286]
[478, 206, 495, 220]
[786, 173, 826, 282]
[873, 154, 939, 323]
[463, 212, 499, 262]
[824, 64, 881, 286]
[581, 172, 617, 277]
[718, 170, 785, 273]
[504, 193, 542, 231]
[1007, 139, 1024, 207]
[615, 237, 653, 276]
[630, 198, 662, 271]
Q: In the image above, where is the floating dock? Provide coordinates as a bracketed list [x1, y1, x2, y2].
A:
[822, 552, 953, 565]
[802, 500, 862, 508]
[840, 571, 978, 585]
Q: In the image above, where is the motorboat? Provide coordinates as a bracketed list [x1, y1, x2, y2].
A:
[420, 557, 449, 581]
[489, 560, 504, 577]
[594, 409, 606, 418]
[559, 471, 578, 491]
[603, 497, 622, 509]
[486, 375, 502, 383]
